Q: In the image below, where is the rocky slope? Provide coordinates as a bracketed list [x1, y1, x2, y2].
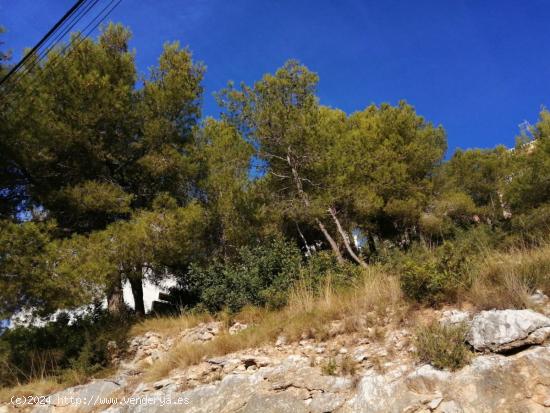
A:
[4, 300, 550, 413]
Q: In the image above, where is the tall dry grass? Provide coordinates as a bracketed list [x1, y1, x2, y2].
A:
[130, 312, 214, 337]
[0, 364, 93, 403]
[0, 379, 62, 403]
[146, 267, 404, 381]
[466, 242, 550, 309]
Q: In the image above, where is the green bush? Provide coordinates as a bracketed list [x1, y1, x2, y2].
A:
[419, 213, 452, 239]
[186, 239, 360, 313]
[434, 192, 478, 225]
[0, 307, 131, 387]
[398, 226, 499, 304]
[510, 203, 550, 245]
[298, 251, 360, 292]
[399, 242, 472, 304]
[415, 322, 471, 371]
[400, 255, 448, 304]
[187, 238, 303, 312]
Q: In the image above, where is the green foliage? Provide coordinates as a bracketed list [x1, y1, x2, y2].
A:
[398, 227, 496, 304]
[298, 251, 360, 291]
[0, 220, 104, 317]
[0, 308, 132, 387]
[419, 191, 479, 240]
[400, 256, 450, 304]
[437, 146, 510, 221]
[218, 61, 328, 225]
[220, 62, 446, 262]
[506, 111, 550, 212]
[510, 204, 550, 244]
[53, 181, 134, 231]
[0, 27, 24, 220]
[435, 192, 478, 224]
[51, 202, 209, 314]
[4, 24, 204, 233]
[337, 102, 447, 234]
[321, 357, 338, 375]
[185, 239, 361, 314]
[188, 238, 303, 312]
[415, 322, 471, 371]
[192, 118, 257, 256]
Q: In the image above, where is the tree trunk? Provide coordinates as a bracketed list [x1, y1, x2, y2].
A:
[328, 206, 368, 268]
[367, 232, 377, 256]
[295, 222, 312, 255]
[286, 150, 344, 264]
[315, 218, 345, 264]
[129, 275, 145, 317]
[107, 273, 124, 316]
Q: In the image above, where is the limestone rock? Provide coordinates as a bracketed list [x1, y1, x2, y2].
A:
[530, 290, 550, 306]
[405, 364, 450, 394]
[427, 396, 443, 410]
[467, 309, 550, 352]
[19, 307, 550, 413]
[275, 335, 287, 347]
[180, 321, 222, 343]
[309, 392, 345, 413]
[241, 392, 308, 413]
[438, 400, 463, 413]
[343, 345, 550, 413]
[229, 322, 248, 335]
[32, 380, 120, 413]
[440, 310, 471, 326]
[127, 332, 168, 364]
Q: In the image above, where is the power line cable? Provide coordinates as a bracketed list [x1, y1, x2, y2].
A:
[6, 0, 100, 89]
[2, 0, 105, 96]
[0, 0, 86, 88]
[1, 0, 123, 103]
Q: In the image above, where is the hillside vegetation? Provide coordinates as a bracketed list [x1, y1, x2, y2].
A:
[0, 23, 549, 393]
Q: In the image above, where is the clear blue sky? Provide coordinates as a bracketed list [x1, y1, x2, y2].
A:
[2, 0, 550, 154]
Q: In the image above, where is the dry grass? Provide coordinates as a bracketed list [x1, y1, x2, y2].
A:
[339, 354, 358, 376]
[466, 243, 550, 310]
[0, 379, 64, 403]
[414, 322, 472, 371]
[321, 358, 338, 375]
[0, 363, 111, 403]
[146, 267, 404, 381]
[130, 312, 214, 337]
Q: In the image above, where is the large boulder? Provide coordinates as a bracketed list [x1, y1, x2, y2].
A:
[467, 309, 550, 352]
[343, 345, 550, 413]
[32, 380, 121, 413]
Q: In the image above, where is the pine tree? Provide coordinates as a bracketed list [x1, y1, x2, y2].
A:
[3, 24, 204, 315]
[218, 60, 346, 262]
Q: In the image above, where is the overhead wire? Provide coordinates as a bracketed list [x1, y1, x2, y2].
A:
[4, 0, 101, 92]
[1, 0, 123, 103]
[0, 0, 86, 88]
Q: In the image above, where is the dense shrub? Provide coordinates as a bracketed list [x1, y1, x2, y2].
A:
[398, 227, 497, 304]
[415, 322, 471, 371]
[468, 242, 550, 309]
[185, 240, 360, 313]
[509, 203, 550, 245]
[435, 192, 478, 225]
[298, 251, 360, 292]
[187, 238, 303, 312]
[419, 192, 480, 241]
[400, 255, 449, 304]
[0, 307, 131, 387]
[399, 243, 473, 304]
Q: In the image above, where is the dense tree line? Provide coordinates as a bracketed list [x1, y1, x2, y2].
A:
[0, 24, 549, 321]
